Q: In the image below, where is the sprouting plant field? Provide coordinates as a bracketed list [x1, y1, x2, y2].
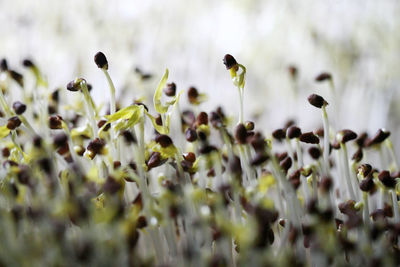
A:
[0, 53, 399, 267]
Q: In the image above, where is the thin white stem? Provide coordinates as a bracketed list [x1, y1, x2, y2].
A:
[340, 143, 357, 200]
[322, 106, 330, 175]
[80, 82, 98, 138]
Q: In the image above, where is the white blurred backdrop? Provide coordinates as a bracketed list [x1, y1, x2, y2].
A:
[1, 0, 400, 144]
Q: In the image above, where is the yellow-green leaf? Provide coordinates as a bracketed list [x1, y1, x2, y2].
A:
[0, 125, 10, 139]
[153, 68, 170, 114]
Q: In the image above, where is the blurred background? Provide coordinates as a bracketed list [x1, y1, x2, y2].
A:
[1, 0, 400, 145]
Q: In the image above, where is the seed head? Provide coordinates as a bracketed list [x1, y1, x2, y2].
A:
[12, 101, 26, 115]
[66, 78, 85, 92]
[366, 129, 390, 147]
[155, 134, 173, 148]
[308, 94, 328, 108]
[164, 82, 176, 97]
[7, 116, 22, 130]
[49, 115, 63, 129]
[196, 112, 208, 126]
[185, 128, 197, 142]
[122, 130, 136, 144]
[223, 54, 238, 70]
[272, 129, 286, 141]
[337, 129, 357, 144]
[308, 146, 321, 159]
[0, 58, 8, 71]
[22, 59, 34, 68]
[188, 87, 199, 104]
[359, 174, 375, 192]
[315, 72, 332, 82]
[87, 138, 106, 155]
[299, 132, 319, 144]
[287, 126, 302, 139]
[235, 123, 247, 144]
[9, 70, 24, 87]
[378, 170, 396, 188]
[94, 52, 108, 70]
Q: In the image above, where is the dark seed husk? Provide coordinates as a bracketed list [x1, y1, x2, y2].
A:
[94, 51, 108, 70]
[223, 54, 238, 70]
[308, 94, 328, 108]
[299, 132, 319, 144]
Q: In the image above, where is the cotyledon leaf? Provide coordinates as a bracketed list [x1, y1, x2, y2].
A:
[0, 125, 10, 139]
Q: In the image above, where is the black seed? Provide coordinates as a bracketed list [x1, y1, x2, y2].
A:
[94, 51, 108, 70]
[280, 156, 292, 172]
[223, 54, 238, 70]
[66, 80, 81, 92]
[196, 112, 208, 126]
[9, 70, 24, 87]
[33, 135, 42, 148]
[210, 112, 223, 128]
[244, 121, 254, 131]
[249, 132, 266, 152]
[276, 152, 288, 162]
[22, 59, 34, 68]
[308, 146, 321, 159]
[272, 128, 286, 141]
[155, 134, 173, 148]
[181, 153, 195, 164]
[359, 174, 375, 192]
[199, 145, 217, 155]
[185, 128, 197, 142]
[87, 138, 105, 155]
[378, 170, 396, 188]
[0, 58, 8, 71]
[188, 87, 199, 104]
[198, 131, 207, 141]
[366, 129, 390, 147]
[320, 176, 333, 193]
[147, 152, 163, 170]
[51, 89, 59, 102]
[7, 116, 21, 130]
[103, 176, 121, 194]
[358, 164, 372, 177]
[289, 170, 301, 189]
[17, 165, 31, 185]
[315, 72, 332, 82]
[355, 132, 368, 147]
[122, 130, 136, 144]
[2, 147, 10, 157]
[339, 129, 357, 143]
[308, 94, 328, 108]
[164, 82, 176, 96]
[155, 114, 163, 126]
[53, 133, 68, 148]
[251, 153, 269, 166]
[351, 148, 363, 163]
[137, 216, 147, 229]
[229, 155, 242, 175]
[299, 132, 319, 144]
[287, 126, 302, 139]
[49, 115, 63, 129]
[38, 158, 52, 174]
[235, 123, 247, 144]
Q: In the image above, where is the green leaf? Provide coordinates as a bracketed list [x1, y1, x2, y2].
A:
[0, 125, 10, 139]
[153, 69, 170, 114]
[105, 105, 141, 123]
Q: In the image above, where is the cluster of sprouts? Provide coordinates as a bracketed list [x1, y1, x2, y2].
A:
[0, 53, 399, 266]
